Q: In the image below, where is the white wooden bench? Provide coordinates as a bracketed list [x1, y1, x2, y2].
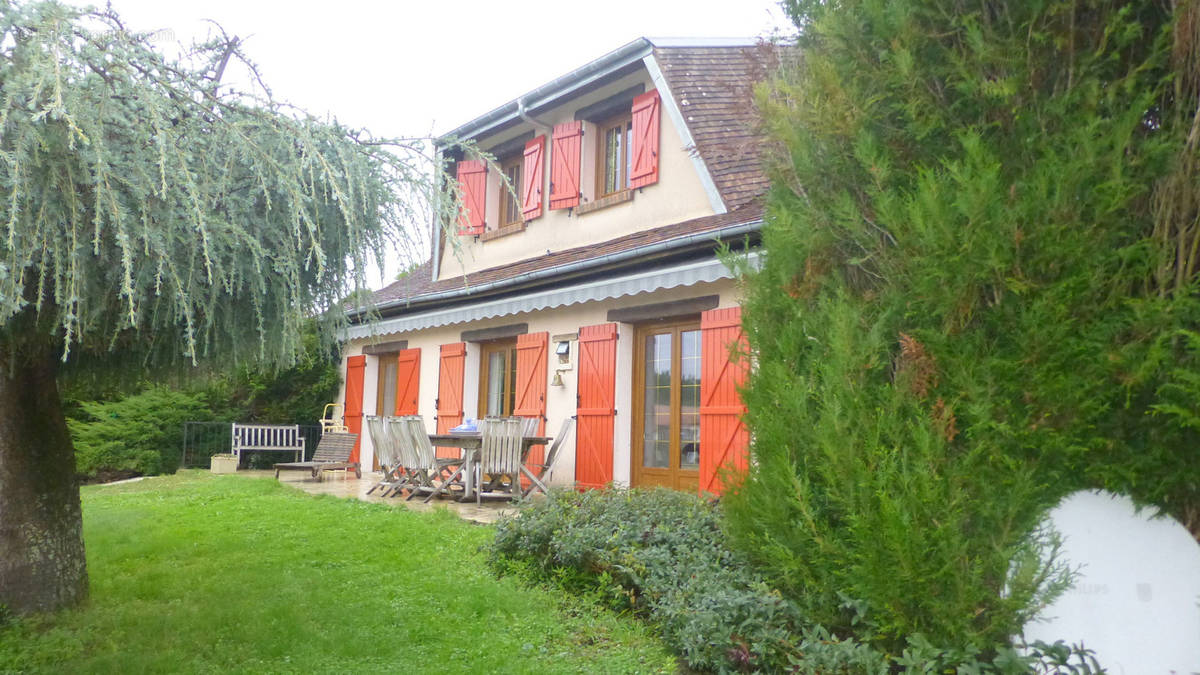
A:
[231, 423, 306, 464]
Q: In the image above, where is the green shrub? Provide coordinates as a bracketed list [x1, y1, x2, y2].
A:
[725, 0, 1200, 658]
[69, 387, 215, 478]
[489, 488, 805, 672]
[489, 489, 1101, 673]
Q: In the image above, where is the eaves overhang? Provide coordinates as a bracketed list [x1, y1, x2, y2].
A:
[438, 38, 653, 144]
[344, 251, 760, 341]
[435, 37, 763, 145]
[348, 216, 762, 324]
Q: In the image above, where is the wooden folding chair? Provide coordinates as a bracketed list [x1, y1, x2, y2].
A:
[391, 416, 461, 502]
[522, 416, 575, 498]
[364, 416, 404, 497]
[476, 417, 525, 505]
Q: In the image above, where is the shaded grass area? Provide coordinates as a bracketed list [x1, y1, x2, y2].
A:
[0, 472, 675, 674]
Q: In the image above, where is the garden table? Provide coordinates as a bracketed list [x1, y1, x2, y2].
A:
[428, 433, 550, 501]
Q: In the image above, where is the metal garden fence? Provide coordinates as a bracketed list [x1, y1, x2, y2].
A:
[180, 422, 324, 469]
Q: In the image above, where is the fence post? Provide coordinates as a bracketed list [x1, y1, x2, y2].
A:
[180, 422, 189, 470]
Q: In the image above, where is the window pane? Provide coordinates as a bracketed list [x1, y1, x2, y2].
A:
[624, 122, 633, 189]
[503, 163, 522, 225]
[486, 351, 505, 416]
[603, 126, 621, 195]
[506, 347, 518, 415]
[643, 333, 671, 468]
[680, 330, 701, 468]
[381, 361, 398, 416]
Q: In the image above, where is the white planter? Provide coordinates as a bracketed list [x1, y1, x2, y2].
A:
[210, 454, 238, 474]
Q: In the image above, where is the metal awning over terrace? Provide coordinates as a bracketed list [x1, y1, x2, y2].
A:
[344, 252, 759, 341]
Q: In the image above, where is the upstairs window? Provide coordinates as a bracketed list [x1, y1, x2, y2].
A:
[597, 113, 633, 197]
[498, 154, 523, 228]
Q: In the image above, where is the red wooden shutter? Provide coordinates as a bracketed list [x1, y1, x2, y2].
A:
[344, 355, 367, 464]
[575, 323, 617, 490]
[521, 136, 545, 221]
[395, 348, 421, 416]
[549, 121, 583, 210]
[436, 343, 466, 459]
[514, 332, 548, 487]
[456, 160, 487, 235]
[630, 90, 661, 189]
[699, 307, 749, 496]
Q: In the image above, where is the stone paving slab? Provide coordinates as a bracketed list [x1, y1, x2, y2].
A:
[235, 469, 520, 525]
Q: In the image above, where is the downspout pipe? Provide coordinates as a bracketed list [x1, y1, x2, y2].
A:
[517, 97, 552, 134]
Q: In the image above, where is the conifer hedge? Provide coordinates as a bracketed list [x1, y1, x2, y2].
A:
[726, 0, 1200, 655]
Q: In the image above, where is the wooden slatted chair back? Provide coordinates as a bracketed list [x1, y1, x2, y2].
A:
[312, 432, 356, 462]
[386, 417, 420, 471]
[541, 417, 574, 479]
[400, 416, 438, 471]
[365, 416, 396, 469]
[480, 417, 524, 475]
[520, 416, 540, 438]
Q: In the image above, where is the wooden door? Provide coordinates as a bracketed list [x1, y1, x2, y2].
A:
[395, 348, 421, 416]
[513, 332, 548, 485]
[576, 323, 617, 489]
[632, 320, 701, 491]
[698, 307, 749, 496]
[436, 343, 466, 460]
[344, 355, 366, 464]
[373, 353, 399, 470]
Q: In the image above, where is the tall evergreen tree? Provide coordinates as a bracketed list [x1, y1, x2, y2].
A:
[727, 0, 1199, 653]
[0, 1, 449, 614]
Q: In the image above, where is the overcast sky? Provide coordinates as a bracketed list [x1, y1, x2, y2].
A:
[66, 0, 794, 282]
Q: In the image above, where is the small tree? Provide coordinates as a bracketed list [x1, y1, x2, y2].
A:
[0, 1, 451, 614]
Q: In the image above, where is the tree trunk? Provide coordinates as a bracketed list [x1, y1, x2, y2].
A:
[0, 346, 88, 615]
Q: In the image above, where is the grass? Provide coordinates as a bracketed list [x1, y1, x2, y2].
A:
[0, 471, 676, 674]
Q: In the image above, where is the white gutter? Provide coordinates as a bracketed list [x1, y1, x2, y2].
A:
[441, 38, 654, 142]
[643, 52, 727, 215]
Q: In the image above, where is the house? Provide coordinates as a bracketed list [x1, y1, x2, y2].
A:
[337, 37, 771, 495]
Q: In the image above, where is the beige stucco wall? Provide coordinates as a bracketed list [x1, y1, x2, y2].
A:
[437, 69, 717, 281]
[338, 278, 742, 484]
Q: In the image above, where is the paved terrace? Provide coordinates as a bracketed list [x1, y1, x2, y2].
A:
[238, 469, 522, 525]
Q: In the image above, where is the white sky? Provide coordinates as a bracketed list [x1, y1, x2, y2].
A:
[67, 0, 794, 283]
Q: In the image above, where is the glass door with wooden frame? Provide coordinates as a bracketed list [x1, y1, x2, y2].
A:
[632, 320, 701, 491]
[478, 340, 518, 418]
[374, 353, 399, 470]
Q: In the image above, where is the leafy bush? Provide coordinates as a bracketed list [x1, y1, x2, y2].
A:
[489, 489, 1102, 673]
[69, 387, 215, 478]
[489, 488, 805, 672]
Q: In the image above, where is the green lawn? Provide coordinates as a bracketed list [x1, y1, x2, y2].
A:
[0, 472, 675, 674]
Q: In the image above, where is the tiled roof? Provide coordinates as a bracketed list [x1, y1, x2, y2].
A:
[356, 41, 775, 318]
[654, 45, 772, 210]
[364, 203, 762, 313]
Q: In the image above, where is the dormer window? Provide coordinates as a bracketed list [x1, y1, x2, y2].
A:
[597, 112, 633, 197]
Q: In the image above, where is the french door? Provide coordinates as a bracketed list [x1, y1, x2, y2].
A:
[632, 320, 701, 491]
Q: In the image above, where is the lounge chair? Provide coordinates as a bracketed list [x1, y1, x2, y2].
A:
[274, 431, 360, 481]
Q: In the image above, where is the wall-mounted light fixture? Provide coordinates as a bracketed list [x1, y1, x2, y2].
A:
[551, 336, 574, 387]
